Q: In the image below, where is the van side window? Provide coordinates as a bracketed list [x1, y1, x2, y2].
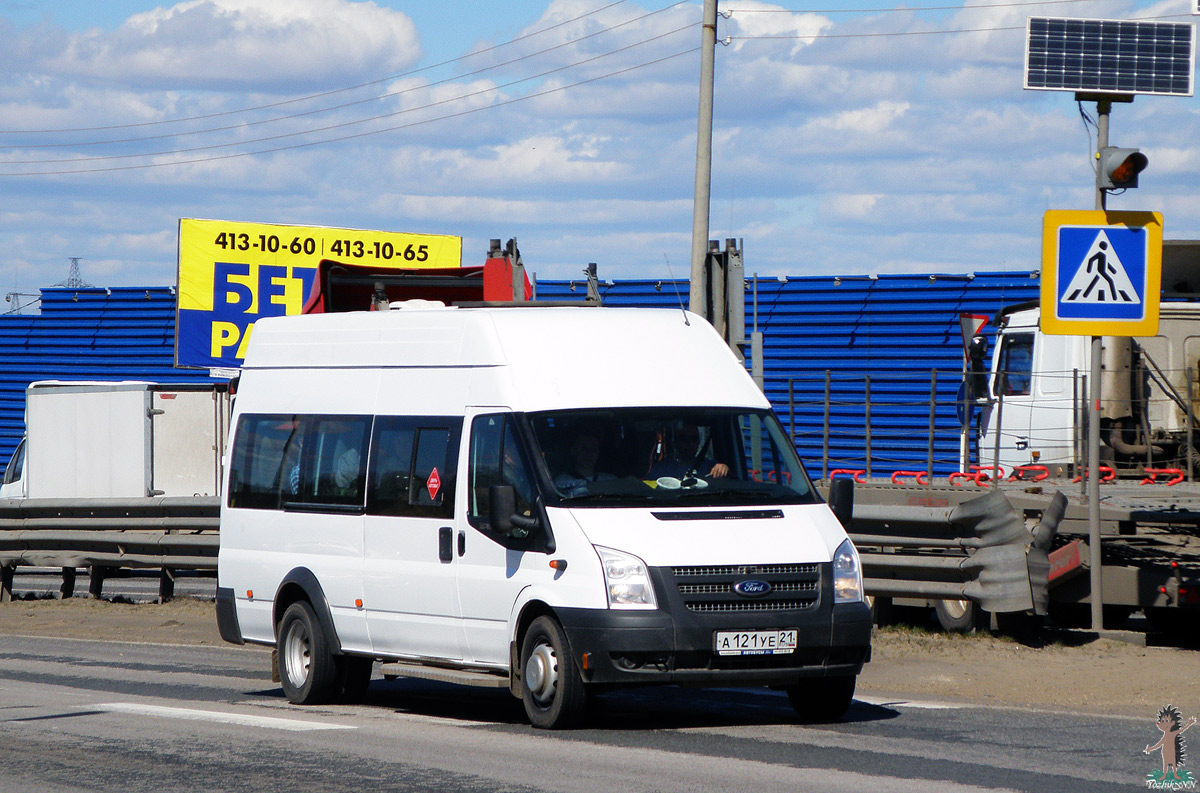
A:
[468, 414, 537, 533]
[228, 414, 371, 511]
[367, 417, 460, 519]
[297, 416, 372, 508]
[228, 414, 302, 509]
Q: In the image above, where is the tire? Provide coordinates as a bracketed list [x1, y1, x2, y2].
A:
[277, 601, 339, 705]
[519, 615, 586, 729]
[934, 598, 976, 633]
[787, 675, 856, 723]
[336, 656, 374, 704]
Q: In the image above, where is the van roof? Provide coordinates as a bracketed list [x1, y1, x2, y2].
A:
[243, 305, 769, 411]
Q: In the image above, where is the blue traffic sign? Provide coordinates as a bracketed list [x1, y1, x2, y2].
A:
[1055, 225, 1147, 321]
[1041, 210, 1162, 336]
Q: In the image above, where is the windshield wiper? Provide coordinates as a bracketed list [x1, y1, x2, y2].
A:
[669, 487, 793, 502]
[558, 491, 659, 504]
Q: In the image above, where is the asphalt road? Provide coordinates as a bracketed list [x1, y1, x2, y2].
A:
[0, 633, 1156, 793]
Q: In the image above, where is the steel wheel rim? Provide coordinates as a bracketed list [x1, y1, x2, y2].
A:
[942, 599, 971, 620]
[284, 620, 312, 688]
[524, 640, 558, 705]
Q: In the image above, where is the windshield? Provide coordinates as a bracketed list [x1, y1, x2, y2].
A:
[527, 407, 817, 507]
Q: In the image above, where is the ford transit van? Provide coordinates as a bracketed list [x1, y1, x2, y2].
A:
[216, 304, 870, 728]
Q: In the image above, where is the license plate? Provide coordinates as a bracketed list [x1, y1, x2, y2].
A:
[714, 629, 798, 656]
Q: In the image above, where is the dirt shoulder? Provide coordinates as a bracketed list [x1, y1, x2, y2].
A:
[858, 625, 1198, 718]
[0, 597, 1194, 718]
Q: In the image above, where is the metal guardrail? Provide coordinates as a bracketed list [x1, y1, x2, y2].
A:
[0, 491, 1065, 620]
[0, 497, 218, 602]
[844, 489, 1067, 615]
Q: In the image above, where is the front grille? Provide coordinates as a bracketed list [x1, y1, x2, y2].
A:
[678, 581, 817, 596]
[672, 563, 819, 578]
[668, 562, 822, 614]
[687, 600, 815, 613]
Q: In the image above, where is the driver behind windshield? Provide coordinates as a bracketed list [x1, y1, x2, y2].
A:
[553, 428, 616, 497]
[648, 422, 729, 480]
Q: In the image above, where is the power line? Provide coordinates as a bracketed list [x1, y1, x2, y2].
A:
[0, 0, 632, 135]
[1, 1, 692, 151]
[0, 0, 701, 137]
[3, 24, 695, 168]
[728, 11, 1191, 39]
[725, 0, 1099, 12]
[0, 47, 700, 177]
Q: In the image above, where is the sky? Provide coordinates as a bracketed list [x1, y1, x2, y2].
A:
[1, 0, 1198, 304]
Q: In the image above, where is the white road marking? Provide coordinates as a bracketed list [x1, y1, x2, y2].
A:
[856, 695, 966, 711]
[95, 702, 356, 731]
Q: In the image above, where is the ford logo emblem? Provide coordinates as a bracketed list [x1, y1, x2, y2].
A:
[733, 579, 772, 598]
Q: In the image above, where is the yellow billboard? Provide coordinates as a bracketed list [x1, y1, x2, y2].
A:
[176, 218, 462, 369]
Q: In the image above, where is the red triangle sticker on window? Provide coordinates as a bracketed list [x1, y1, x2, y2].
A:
[426, 467, 441, 500]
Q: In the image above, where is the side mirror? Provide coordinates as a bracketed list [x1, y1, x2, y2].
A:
[828, 477, 854, 530]
[488, 485, 540, 538]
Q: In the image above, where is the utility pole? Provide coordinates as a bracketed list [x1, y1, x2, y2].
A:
[688, 0, 718, 316]
[1086, 98, 1110, 634]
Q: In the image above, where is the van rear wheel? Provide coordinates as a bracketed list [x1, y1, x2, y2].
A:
[278, 601, 339, 705]
[520, 616, 585, 729]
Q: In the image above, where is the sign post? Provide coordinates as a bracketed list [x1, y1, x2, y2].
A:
[1041, 209, 1162, 632]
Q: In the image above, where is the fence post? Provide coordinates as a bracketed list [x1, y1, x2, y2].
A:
[991, 374, 1004, 488]
[823, 370, 831, 481]
[0, 565, 13, 603]
[88, 566, 107, 599]
[158, 568, 176, 604]
[1080, 373, 1088, 498]
[927, 370, 937, 479]
[60, 567, 76, 599]
[1188, 366, 1195, 483]
[1073, 369, 1080, 478]
[788, 378, 795, 446]
[864, 373, 872, 479]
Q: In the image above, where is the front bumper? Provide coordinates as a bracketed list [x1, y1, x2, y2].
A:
[557, 563, 871, 687]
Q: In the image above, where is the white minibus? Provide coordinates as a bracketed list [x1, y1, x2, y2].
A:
[216, 303, 870, 728]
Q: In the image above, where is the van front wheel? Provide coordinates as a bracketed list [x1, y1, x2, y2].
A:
[278, 601, 339, 705]
[520, 616, 585, 729]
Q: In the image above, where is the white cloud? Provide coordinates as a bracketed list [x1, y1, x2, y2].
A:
[724, 2, 832, 57]
[43, 0, 421, 90]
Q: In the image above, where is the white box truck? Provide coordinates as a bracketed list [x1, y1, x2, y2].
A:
[216, 303, 871, 728]
[978, 302, 1200, 475]
[0, 381, 229, 500]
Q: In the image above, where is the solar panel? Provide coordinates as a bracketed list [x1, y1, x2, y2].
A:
[1024, 17, 1196, 97]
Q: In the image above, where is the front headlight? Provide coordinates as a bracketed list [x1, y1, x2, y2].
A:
[596, 546, 658, 610]
[833, 538, 863, 604]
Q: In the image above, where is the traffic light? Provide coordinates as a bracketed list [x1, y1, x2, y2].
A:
[1097, 147, 1148, 190]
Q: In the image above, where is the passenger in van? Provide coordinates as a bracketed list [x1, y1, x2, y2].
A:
[649, 423, 729, 480]
[553, 430, 615, 497]
[333, 446, 360, 491]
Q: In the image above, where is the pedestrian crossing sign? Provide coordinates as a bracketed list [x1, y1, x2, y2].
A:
[1041, 210, 1162, 336]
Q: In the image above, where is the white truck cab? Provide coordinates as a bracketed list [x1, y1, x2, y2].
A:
[978, 302, 1200, 475]
[216, 304, 870, 728]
